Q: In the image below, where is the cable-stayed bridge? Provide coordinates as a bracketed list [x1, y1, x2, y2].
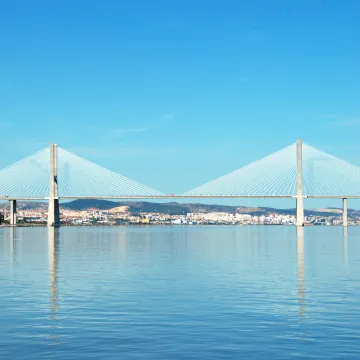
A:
[1, 140, 360, 227]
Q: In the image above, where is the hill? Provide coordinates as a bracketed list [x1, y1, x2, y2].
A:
[1, 199, 357, 218]
[59, 199, 353, 217]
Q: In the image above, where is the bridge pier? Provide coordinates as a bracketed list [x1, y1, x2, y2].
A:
[9, 199, 17, 226]
[48, 143, 60, 227]
[296, 197, 304, 227]
[343, 198, 348, 227]
[296, 139, 304, 227]
[48, 198, 60, 227]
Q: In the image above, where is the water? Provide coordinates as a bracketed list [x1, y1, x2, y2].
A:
[0, 226, 359, 359]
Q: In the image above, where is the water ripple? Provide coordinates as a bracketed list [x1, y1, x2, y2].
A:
[1, 226, 360, 359]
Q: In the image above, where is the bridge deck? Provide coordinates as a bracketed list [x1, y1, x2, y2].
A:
[1, 195, 360, 201]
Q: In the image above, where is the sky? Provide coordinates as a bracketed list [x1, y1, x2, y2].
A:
[1, 0, 360, 208]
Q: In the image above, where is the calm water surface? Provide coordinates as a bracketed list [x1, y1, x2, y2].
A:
[0, 226, 359, 359]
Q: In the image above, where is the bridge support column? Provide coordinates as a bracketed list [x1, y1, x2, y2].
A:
[48, 198, 60, 227]
[296, 198, 304, 227]
[296, 139, 304, 227]
[48, 143, 60, 227]
[9, 200, 17, 226]
[343, 198, 348, 227]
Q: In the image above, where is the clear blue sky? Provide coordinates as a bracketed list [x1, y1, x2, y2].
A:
[1, 0, 360, 207]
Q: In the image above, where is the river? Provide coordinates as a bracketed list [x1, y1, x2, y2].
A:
[0, 226, 359, 359]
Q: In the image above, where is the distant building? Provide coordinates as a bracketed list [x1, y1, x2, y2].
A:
[172, 218, 186, 225]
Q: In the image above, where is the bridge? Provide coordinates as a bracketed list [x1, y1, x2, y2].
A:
[1, 139, 360, 227]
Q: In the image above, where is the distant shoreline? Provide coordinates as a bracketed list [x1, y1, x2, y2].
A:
[0, 223, 345, 228]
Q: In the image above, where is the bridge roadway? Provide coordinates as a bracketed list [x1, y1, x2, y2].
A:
[0, 195, 359, 201]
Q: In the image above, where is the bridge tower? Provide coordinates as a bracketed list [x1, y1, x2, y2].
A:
[343, 198, 348, 227]
[296, 139, 304, 227]
[9, 199, 17, 226]
[48, 143, 60, 227]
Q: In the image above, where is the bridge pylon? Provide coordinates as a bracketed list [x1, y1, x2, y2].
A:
[9, 199, 17, 226]
[343, 198, 348, 227]
[296, 139, 304, 227]
[47, 143, 60, 227]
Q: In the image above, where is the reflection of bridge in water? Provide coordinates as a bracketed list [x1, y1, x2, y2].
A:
[297, 227, 306, 318]
[48, 228, 59, 323]
[343, 227, 348, 275]
[295, 227, 350, 319]
[4, 227, 351, 325]
[9, 227, 15, 265]
[8, 228, 60, 323]
[2, 139, 360, 227]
